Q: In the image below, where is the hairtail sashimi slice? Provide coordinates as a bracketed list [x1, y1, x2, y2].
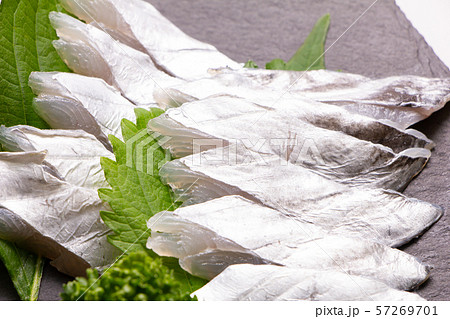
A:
[152, 69, 368, 109]
[163, 68, 450, 128]
[148, 95, 433, 191]
[159, 146, 442, 247]
[150, 95, 434, 152]
[29, 72, 137, 138]
[147, 195, 431, 291]
[29, 72, 138, 148]
[192, 264, 425, 301]
[49, 12, 182, 105]
[32, 94, 112, 151]
[220, 68, 450, 128]
[0, 125, 112, 189]
[0, 151, 120, 276]
[58, 0, 241, 80]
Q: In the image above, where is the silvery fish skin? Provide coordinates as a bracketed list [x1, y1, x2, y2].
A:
[0, 151, 120, 276]
[147, 195, 430, 290]
[49, 12, 181, 105]
[192, 264, 426, 301]
[0, 125, 112, 189]
[157, 68, 450, 128]
[159, 146, 442, 247]
[149, 96, 432, 191]
[49, 7, 448, 127]
[29, 72, 137, 148]
[58, 0, 241, 80]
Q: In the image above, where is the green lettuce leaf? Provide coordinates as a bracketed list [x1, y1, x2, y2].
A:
[99, 108, 206, 294]
[0, 240, 44, 301]
[265, 14, 330, 71]
[0, 0, 70, 128]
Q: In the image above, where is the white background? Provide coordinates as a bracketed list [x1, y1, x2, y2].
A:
[396, 0, 450, 70]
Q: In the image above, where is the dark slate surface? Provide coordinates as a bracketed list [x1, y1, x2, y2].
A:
[1, 0, 448, 301]
[0, 262, 19, 300]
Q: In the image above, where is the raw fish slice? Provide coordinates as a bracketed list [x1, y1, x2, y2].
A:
[153, 70, 367, 109]
[158, 68, 450, 128]
[305, 75, 450, 128]
[59, 0, 241, 80]
[159, 146, 442, 247]
[33, 95, 111, 150]
[29, 72, 137, 146]
[0, 151, 120, 276]
[147, 195, 431, 290]
[149, 96, 432, 191]
[193, 264, 425, 301]
[49, 7, 448, 126]
[0, 125, 112, 189]
[49, 12, 181, 105]
[151, 95, 433, 152]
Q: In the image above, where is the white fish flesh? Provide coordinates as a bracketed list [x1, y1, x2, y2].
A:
[149, 96, 433, 191]
[159, 145, 442, 247]
[147, 195, 430, 290]
[193, 264, 425, 301]
[49, 12, 182, 105]
[157, 68, 450, 128]
[58, 0, 241, 80]
[48, 8, 448, 129]
[29, 71, 139, 148]
[0, 125, 112, 189]
[39, 2, 445, 297]
[0, 151, 120, 276]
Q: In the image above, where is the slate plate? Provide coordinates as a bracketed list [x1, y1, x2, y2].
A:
[0, 0, 448, 301]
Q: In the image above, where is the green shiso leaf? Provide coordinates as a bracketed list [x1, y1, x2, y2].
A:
[98, 108, 206, 295]
[0, 0, 70, 128]
[244, 60, 259, 69]
[265, 14, 330, 71]
[98, 109, 173, 252]
[0, 240, 44, 301]
[265, 58, 287, 70]
[285, 13, 330, 70]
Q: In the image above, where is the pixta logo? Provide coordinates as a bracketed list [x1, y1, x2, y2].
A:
[186, 137, 325, 167]
[125, 130, 326, 174]
[125, 130, 171, 175]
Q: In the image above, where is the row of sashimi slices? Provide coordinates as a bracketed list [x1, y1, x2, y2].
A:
[1, 0, 449, 301]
